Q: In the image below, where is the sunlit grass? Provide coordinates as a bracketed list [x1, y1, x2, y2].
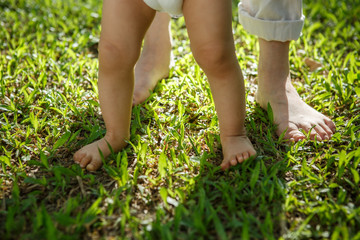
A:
[1, 0, 359, 239]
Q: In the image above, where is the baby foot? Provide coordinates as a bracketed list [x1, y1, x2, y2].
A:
[133, 14, 172, 105]
[256, 78, 336, 142]
[133, 50, 170, 105]
[73, 135, 127, 171]
[220, 135, 256, 170]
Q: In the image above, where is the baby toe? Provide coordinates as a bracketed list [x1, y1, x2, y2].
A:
[236, 154, 244, 163]
[86, 161, 102, 171]
[230, 158, 238, 166]
[80, 156, 92, 168]
[249, 149, 257, 157]
[221, 161, 230, 171]
[309, 127, 323, 141]
[73, 151, 85, 163]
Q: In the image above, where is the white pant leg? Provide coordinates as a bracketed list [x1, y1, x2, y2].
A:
[238, 0, 304, 42]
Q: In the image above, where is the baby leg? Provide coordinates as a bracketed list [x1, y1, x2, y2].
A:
[183, 0, 256, 170]
[74, 0, 156, 171]
[134, 12, 172, 105]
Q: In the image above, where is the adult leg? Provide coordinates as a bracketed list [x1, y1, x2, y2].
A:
[133, 12, 172, 105]
[183, 0, 256, 170]
[257, 39, 335, 141]
[73, 0, 156, 171]
[239, 0, 336, 141]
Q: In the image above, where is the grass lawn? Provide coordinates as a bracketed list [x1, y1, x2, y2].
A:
[0, 0, 359, 239]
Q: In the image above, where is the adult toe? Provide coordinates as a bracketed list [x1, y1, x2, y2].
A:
[319, 122, 333, 138]
[285, 128, 305, 142]
[324, 118, 336, 133]
[314, 125, 328, 141]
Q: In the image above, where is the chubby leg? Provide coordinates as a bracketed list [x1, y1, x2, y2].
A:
[133, 12, 172, 105]
[73, 0, 155, 171]
[183, 0, 256, 170]
[256, 39, 336, 141]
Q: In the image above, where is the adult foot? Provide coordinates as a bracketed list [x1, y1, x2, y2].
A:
[257, 38, 336, 142]
[256, 76, 336, 141]
[73, 134, 128, 171]
[133, 12, 172, 105]
[220, 135, 256, 170]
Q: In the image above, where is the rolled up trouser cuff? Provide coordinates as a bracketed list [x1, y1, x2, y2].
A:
[238, 4, 304, 42]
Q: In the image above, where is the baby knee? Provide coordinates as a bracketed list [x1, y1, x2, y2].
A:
[99, 38, 140, 69]
[192, 44, 235, 73]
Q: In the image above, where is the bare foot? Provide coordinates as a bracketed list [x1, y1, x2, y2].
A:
[133, 48, 171, 105]
[257, 38, 336, 142]
[220, 135, 256, 170]
[256, 76, 336, 142]
[133, 12, 172, 105]
[73, 135, 128, 171]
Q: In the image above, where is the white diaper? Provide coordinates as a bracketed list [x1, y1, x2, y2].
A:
[144, 0, 183, 17]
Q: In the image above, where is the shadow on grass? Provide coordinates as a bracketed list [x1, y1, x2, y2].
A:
[0, 103, 291, 240]
[146, 153, 289, 240]
[145, 105, 291, 239]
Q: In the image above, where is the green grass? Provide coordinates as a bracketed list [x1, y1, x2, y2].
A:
[0, 0, 359, 239]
